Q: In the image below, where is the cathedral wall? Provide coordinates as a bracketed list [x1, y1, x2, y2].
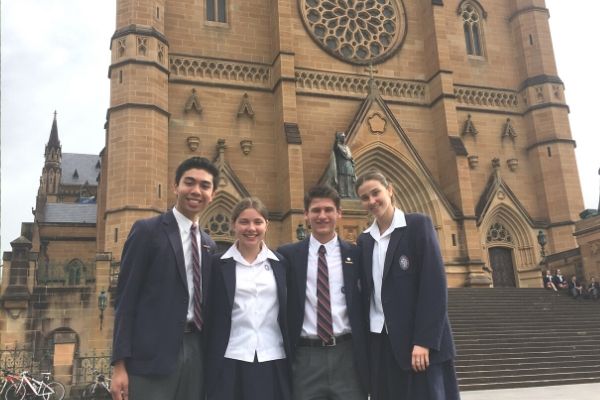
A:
[166, 84, 283, 212]
[164, 0, 274, 63]
[446, 0, 523, 88]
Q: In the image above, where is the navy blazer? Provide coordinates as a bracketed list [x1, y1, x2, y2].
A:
[205, 252, 291, 396]
[277, 237, 369, 392]
[357, 213, 456, 370]
[111, 210, 216, 375]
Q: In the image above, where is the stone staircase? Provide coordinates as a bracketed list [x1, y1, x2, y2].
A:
[448, 288, 600, 391]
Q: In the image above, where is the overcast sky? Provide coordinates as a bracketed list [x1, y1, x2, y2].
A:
[1, 1, 599, 255]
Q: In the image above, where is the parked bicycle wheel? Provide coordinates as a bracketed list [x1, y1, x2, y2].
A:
[44, 382, 65, 400]
[82, 383, 110, 400]
[4, 385, 25, 400]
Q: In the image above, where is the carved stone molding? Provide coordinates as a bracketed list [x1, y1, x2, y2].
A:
[237, 93, 255, 118]
[184, 88, 202, 114]
[502, 118, 517, 140]
[462, 114, 478, 136]
[507, 158, 518, 172]
[454, 85, 519, 110]
[468, 155, 479, 169]
[368, 112, 386, 134]
[187, 136, 200, 151]
[296, 69, 427, 102]
[240, 139, 253, 155]
[170, 55, 270, 87]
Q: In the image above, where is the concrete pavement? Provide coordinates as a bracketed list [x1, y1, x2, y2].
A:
[460, 383, 600, 399]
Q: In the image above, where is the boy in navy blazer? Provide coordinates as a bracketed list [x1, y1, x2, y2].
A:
[278, 185, 369, 400]
[111, 157, 219, 400]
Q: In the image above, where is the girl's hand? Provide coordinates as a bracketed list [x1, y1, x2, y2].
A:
[411, 345, 430, 372]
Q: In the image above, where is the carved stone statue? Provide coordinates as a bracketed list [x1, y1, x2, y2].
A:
[325, 132, 357, 198]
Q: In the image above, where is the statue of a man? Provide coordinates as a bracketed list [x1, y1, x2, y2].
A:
[329, 131, 357, 198]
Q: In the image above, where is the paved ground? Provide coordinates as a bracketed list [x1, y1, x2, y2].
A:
[461, 383, 600, 399]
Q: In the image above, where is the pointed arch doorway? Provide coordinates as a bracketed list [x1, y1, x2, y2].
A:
[488, 247, 516, 287]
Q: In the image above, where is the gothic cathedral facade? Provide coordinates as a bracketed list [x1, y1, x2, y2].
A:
[101, 0, 583, 289]
[0, 0, 586, 382]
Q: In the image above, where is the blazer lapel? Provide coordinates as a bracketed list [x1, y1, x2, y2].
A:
[164, 211, 188, 290]
[221, 258, 237, 309]
[382, 227, 406, 281]
[339, 239, 355, 308]
[296, 239, 311, 308]
[271, 259, 286, 307]
[199, 231, 213, 302]
[361, 234, 375, 295]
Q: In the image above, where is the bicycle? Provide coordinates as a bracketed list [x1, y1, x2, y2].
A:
[81, 370, 111, 399]
[0, 370, 21, 398]
[4, 371, 65, 400]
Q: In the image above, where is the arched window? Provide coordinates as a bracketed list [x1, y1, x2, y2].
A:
[206, 0, 227, 23]
[65, 259, 85, 285]
[460, 1, 485, 56]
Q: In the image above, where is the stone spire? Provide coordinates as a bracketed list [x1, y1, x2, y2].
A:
[40, 111, 62, 197]
[47, 111, 61, 149]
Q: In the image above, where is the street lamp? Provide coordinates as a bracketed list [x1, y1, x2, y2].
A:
[98, 289, 107, 330]
[296, 224, 306, 241]
[537, 230, 547, 264]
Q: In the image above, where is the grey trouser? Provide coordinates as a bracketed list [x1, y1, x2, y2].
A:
[292, 338, 366, 400]
[129, 331, 204, 400]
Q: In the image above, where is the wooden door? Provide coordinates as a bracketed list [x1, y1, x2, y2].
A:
[489, 247, 516, 287]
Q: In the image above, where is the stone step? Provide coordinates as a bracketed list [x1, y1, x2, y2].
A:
[448, 288, 599, 390]
[460, 376, 600, 391]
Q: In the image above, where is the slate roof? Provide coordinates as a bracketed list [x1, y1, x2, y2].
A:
[42, 203, 97, 224]
[60, 153, 100, 186]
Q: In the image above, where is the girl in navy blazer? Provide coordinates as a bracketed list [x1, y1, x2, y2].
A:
[205, 197, 291, 400]
[355, 171, 460, 400]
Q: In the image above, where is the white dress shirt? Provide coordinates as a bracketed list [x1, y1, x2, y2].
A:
[172, 207, 202, 323]
[301, 234, 352, 338]
[363, 208, 407, 333]
[221, 243, 286, 362]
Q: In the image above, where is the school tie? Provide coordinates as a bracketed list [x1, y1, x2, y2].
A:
[317, 245, 334, 344]
[190, 224, 203, 330]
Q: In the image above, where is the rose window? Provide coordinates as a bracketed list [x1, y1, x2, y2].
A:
[299, 0, 407, 65]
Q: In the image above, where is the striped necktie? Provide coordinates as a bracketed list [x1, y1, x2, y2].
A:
[190, 224, 203, 330]
[317, 244, 334, 344]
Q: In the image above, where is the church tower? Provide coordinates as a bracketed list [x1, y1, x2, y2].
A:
[39, 112, 62, 202]
[103, 0, 169, 255]
[510, 0, 584, 252]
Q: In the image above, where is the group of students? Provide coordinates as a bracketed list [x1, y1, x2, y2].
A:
[110, 157, 460, 400]
[543, 269, 599, 300]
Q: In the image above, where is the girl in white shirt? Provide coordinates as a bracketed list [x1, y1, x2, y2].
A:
[355, 170, 460, 400]
[205, 197, 291, 400]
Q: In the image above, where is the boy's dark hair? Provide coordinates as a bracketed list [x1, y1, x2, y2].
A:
[304, 185, 341, 211]
[175, 157, 220, 188]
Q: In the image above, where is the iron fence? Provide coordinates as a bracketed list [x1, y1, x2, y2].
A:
[0, 343, 54, 375]
[72, 349, 112, 385]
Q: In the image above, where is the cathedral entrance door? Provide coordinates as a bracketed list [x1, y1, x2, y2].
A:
[489, 247, 516, 287]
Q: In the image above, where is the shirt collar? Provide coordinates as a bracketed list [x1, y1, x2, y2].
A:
[364, 208, 406, 240]
[221, 241, 279, 266]
[172, 206, 199, 234]
[309, 233, 338, 254]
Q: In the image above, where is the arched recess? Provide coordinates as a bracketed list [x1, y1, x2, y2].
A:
[199, 191, 238, 248]
[480, 204, 537, 278]
[41, 328, 79, 373]
[65, 258, 85, 285]
[354, 143, 443, 226]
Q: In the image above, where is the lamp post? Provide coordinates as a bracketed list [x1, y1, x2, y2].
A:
[296, 224, 306, 241]
[98, 289, 107, 330]
[537, 230, 547, 266]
